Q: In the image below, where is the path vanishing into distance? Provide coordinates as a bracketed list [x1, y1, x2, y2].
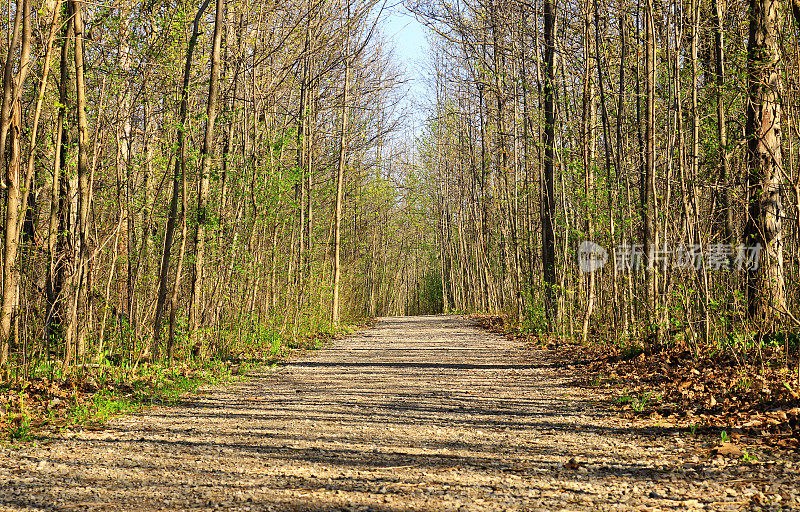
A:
[1, 316, 793, 511]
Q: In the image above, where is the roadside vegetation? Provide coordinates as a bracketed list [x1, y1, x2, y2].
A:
[471, 312, 800, 454]
[0, 323, 364, 441]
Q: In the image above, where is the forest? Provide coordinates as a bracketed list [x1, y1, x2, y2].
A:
[413, 0, 800, 356]
[0, 0, 799, 400]
[0, 0, 447, 383]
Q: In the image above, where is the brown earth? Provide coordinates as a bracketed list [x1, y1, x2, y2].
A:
[1, 315, 797, 511]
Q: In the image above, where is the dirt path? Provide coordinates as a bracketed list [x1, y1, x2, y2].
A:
[1, 316, 795, 511]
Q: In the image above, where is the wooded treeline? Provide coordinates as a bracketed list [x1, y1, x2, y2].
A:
[411, 0, 800, 352]
[0, 0, 434, 378]
[4, 0, 798, 380]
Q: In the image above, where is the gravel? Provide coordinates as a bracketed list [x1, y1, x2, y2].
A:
[1, 315, 797, 511]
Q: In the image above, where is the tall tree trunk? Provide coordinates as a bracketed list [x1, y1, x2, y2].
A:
[153, 0, 212, 358]
[744, 0, 786, 326]
[690, 0, 711, 344]
[116, 8, 135, 346]
[167, 162, 189, 362]
[617, 3, 633, 335]
[48, 7, 74, 358]
[643, 0, 657, 341]
[0, 0, 31, 368]
[581, 0, 596, 344]
[711, 0, 733, 243]
[332, 13, 351, 328]
[68, 0, 92, 363]
[542, 0, 558, 330]
[22, 0, 60, 360]
[0, 0, 23, 176]
[188, 0, 225, 342]
[791, 0, 800, 29]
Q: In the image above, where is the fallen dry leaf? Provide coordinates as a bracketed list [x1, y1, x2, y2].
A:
[711, 442, 742, 457]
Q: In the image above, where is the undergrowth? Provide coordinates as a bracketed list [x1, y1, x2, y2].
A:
[0, 360, 251, 442]
[1, 320, 364, 442]
[468, 311, 800, 450]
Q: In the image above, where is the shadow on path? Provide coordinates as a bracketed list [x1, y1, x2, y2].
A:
[0, 315, 770, 512]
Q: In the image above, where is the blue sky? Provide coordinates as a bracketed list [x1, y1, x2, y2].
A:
[379, 2, 429, 137]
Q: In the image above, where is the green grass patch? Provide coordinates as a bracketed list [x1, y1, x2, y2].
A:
[615, 390, 662, 412]
[2, 360, 253, 441]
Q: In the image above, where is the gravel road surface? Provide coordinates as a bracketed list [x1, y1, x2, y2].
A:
[1, 315, 796, 511]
